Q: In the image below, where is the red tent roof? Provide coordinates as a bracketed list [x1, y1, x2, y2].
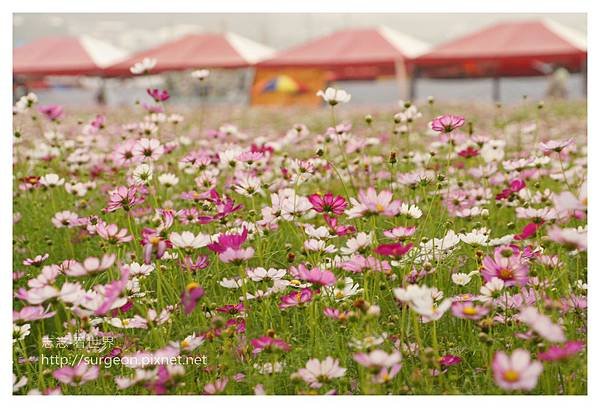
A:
[258, 27, 429, 80]
[14, 36, 127, 77]
[104, 33, 274, 76]
[411, 20, 587, 78]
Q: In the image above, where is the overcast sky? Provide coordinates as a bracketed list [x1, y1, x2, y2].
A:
[14, 13, 586, 51]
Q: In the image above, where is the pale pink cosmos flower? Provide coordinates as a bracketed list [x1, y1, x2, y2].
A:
[547, 226, 587, 252]
[517, 306, 566, 343]
[481, 245, 530, 286]
[132, 138, 164, 162]
[353, 349, 402, 369]
[203, 377, 228, 395]
[13, 305, 56, 322]
[65, 254, 116, 277]
[96, 222, 133, 244]
[291, 357, 346, 388]
[290, 264, 336, 287]
[384, 226, 417, 239]
[539, 138, 574, 154]
[346, 187, 402, 218]
[451, 301, 489, 320]
[492, 349, 543, 391]
[51, 211, 80, 228]
[52, 362, 99, 385]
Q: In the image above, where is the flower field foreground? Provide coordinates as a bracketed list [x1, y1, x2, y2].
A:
[12, 90, 587, 395]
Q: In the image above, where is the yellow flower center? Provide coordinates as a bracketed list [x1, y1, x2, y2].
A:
[290, 279, 301, 286]
[181, 339, 190, 348]
[498, 268, 513, 280]
[463, 306, 477, 315]
[375, 204, 385, 212]
[503, 370, 520, 383]
[149, 236, 161, 245]
[186, 282, 200, 291]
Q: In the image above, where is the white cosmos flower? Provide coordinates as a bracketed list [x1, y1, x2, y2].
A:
[316, 87, 351, 105]
[247, 267, 287, 282]
[341, 232, 373, 255]
[451, 270, 479, 286]
[459, 227, 490, 245]
[399, 203, 423, 219]
[169, 231, 212, 249]
[130, 58, 157, 75]
[158, 173, 179, 186]
[132, 163, 153, 184]
[191, 69, 210, 80]
[304, 239, 337, 253]
[40, 173, 65, 187]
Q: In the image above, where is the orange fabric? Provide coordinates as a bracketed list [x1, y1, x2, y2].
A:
[251, 68, 327, 107]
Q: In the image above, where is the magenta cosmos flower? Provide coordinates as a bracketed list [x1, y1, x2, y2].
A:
[53, 362, 99, 385]
[147, 88, 170, 102]
[346, 187, 401, 218]
[374, 242, 413, 259]
[279, 288, 314, 309]
[208, 228, 255, 264]
[251, 336, 291, 354]
[308, 192, 347, 215]
[492, 349, 543, 391]
[538, 341, 585, 362]
[431, 114, 465, 134]
[181, 282, 205, 315]
[481, 245, 530, 286]
[451, 301, 489, 320]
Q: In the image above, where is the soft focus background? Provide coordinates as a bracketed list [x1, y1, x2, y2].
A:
[13, 13, 586, 107]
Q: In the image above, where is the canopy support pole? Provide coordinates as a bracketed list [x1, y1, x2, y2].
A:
[582, 57, 587, 97]
[409, 67, 419, 102]
[492, 77, 501, 102]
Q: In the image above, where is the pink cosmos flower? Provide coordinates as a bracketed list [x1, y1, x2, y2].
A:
[339, 255, 391, 274]
[492, 349, 543, 391]
[323, 214, 356, 236]
[538, 341, 585, 361]
[346, 188, 402, 218]
[181, 283, 205, 315]
[132, 138, 164, 162]
[251, 336, 291, 354]
[354, 349, 402, 369]
[38, 104, 64, 121]
[112, 139, 139, 167]
[13, 305, 56, 322]
[147, 88, 170, 102]
[279, 288, 314, 309]
[291, 357, 346, 389]
[95, 267, 130, 315]
[208, 228, 249, 253]
[96, 222, 133, 245]
[547, 226, 587, 252]
[23, 253, 49, 267]
[53, 362, 99, 385]
[451, 301, 489, 320]
[481, 245, 530, 286]
[65, 254, 116, 277]
[141, 228, 172, 264]
[290, 264, 336, 287]
[539, 138, 574, 154]
[180, 255, 210, 272]
[105, 185, 145, 213]
[384, 226, 416, 239]
[374, 242, 413, 258]
[203, 378, 228, 395]
[431, 114, 465, 133]
[308, 192, 347, 215]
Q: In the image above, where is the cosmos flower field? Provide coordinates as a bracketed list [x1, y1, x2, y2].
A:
[12, 88, 587, 395]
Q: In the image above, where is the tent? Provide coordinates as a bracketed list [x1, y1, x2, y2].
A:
[104, 32, 274, 76]
[257, 26, 430, 81]
[409, 20, 587, 100]
[13, 35, 127, 77]
[253, 26, 429, 106]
